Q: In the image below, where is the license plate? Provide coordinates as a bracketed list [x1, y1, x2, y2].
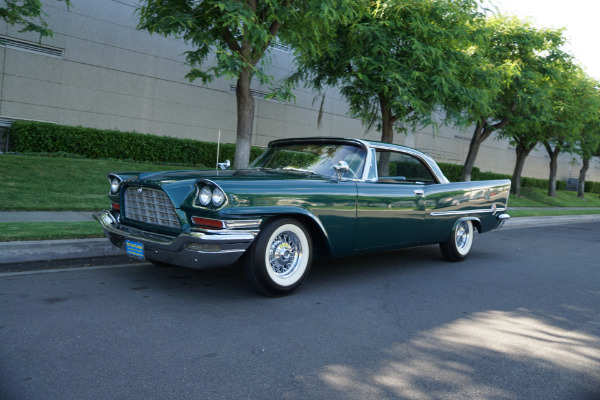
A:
[125, 240, 145, 259]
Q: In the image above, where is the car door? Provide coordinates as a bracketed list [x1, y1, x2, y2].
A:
[354, 149, 435, 250]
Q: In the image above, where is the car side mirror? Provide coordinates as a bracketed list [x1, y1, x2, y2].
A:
[217, 160, 231, 170]
[333, 160, 350, 179]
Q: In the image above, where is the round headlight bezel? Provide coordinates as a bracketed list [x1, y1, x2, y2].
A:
[196, 182, 227, 208]
[110, 178, 120, 194]
[199, 186, 212, 206]
[212, 187, 225, 207]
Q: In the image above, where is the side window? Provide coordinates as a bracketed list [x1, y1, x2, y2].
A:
[376, 150, 435, 183]
[366, 148, 378, 181]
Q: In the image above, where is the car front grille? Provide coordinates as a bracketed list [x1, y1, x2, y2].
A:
[124, 186, 181, 229]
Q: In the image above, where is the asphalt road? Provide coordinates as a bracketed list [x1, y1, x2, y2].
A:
[1, 223, 599, 400]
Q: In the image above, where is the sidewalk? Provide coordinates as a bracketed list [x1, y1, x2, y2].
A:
[1, 210, 599, 266]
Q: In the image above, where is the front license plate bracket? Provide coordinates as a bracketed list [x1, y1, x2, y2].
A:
[125, 240, 145, 259]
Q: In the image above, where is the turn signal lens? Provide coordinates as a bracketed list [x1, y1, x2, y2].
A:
[212, 187, 225, 207]
[199, 186, 212, 206]
[191, 217, 225, 229]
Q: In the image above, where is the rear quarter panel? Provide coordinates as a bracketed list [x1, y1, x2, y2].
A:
[424, 179, 511, 243]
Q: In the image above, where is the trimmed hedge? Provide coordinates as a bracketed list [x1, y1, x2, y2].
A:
[438, 162, 476, 182]
[10, 121, 264, 167]
[9, 121, 597, 192]
[439, 163, 569, 190]
[585, 181, 600, 194]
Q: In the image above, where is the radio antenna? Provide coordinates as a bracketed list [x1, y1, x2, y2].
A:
[215, 130, 221, 170]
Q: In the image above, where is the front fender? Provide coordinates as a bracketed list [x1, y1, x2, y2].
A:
[219, 206, 333, 258]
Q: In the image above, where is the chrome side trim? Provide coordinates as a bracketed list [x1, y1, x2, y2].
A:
[430, 207, 506, 217]
[224, 219, 262, 229]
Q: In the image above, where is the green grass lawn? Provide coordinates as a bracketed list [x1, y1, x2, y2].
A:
[0, 222, 104, 241]
[509, 209, 600, 218]
[0, 153, 202, 211]
[508, 187, 600, 208]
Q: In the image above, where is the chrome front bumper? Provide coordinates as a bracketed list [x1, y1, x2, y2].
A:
[94, 211, 257, 269]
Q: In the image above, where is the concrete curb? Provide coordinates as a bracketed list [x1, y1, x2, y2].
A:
[501, 214, 600, 229]
[0, 238, 125, 265]
[0, 215, 599, 265]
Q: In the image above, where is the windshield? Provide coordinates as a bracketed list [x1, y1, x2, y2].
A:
[250, 142, 367, 179]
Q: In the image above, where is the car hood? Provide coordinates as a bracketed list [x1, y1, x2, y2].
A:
[119, 168, 337, 209]
[134, 168, 330, 183]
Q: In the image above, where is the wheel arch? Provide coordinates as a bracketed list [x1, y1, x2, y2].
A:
[260, 211, 332, 259]
[453, 216, 482, 234]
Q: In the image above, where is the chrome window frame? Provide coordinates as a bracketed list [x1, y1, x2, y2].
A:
[262, 137, 449, 184]
[357, 140, 450, 184]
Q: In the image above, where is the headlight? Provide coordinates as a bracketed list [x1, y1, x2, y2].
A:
[212, 187, 225, 207]
[110, 178, 120, 194]
[199, 186, 212, 206]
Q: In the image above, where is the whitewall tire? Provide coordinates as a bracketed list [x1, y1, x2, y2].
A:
[243, 218, 312, 297]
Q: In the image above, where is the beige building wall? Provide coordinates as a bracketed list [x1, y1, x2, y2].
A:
[1, 0, 599, 183]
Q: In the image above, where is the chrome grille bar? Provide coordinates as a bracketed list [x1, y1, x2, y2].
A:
[124, 187, 181, 229]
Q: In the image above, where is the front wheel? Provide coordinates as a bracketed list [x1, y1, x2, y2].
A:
[439, 220, 474, 262]
[243, 218, 312, 297]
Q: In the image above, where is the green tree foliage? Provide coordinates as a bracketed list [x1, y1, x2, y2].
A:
[289, 0, 485, 171]
[495, 24, 572, 196]
[136, 0, 348, 169]
[573, 80, 600, 199]
[540, 67, 598, 197]
[0, 0, 70, 38]
[458, 16, 568, 181]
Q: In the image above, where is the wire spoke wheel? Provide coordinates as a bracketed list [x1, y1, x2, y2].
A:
[268, 231, 303, 278]
[244, 218, 312, 297]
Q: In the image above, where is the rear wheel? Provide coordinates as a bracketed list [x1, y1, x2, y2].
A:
[243, 218, 312, 297]
[439, 220, 474, 262]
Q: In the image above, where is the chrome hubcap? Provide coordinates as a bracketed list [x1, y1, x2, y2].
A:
[269, 231, 302, 278]
[455, 221, 470, 250]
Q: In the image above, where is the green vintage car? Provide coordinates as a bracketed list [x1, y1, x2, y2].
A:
[95, 137, 510, 296]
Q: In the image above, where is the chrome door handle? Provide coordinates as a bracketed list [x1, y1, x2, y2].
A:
[414, 189, 424, 196]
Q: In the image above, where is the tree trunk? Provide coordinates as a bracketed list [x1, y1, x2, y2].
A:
[462, 108, 514, 182]
[462, 119, 498, 181]
[462, 122, 484, 182]
[511, 142, 535, 196]
[543, 141, 560, 198]
[547, 153, 558, 198]
[377, 96, 396, 176]
[233, 67, 255, 169]
[578, 157, 589, 199]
